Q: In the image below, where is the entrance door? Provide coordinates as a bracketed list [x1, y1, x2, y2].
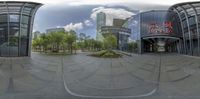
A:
[157, 41, 165, 52]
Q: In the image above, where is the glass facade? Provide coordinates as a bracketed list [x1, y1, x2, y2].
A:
[0, 1, 42, 57]
[125, 3, 200, 56]
[96, 12, 106, 41]
[123, 14, 140, 41]
[126, 10, 182, 53]
[169, 2, 200, 56]
[140, 10, 181, 38]
[100, 26, 131, 50]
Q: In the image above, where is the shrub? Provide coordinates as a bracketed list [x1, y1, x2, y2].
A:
[88, 50, 122, 58]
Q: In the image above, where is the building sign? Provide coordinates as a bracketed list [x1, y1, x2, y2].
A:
[148, 21, 173, 35]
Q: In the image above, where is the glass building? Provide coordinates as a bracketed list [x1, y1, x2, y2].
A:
[0, 1, 42, 57]
[140, 10, 181, 53]
[126, 10, 182, 53]
[101, 26, 131, 50]
[96, 12, 106, 41]
[46, 28, 65, 34]
[169, 2, 200, 56]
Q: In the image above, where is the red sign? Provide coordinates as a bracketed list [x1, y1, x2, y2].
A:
[149, 21, 173, 35]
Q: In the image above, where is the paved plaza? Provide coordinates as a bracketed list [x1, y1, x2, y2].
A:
[0, 52, 200, 99]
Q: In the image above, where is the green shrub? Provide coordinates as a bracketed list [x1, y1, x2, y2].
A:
[88, 50, 122, 58]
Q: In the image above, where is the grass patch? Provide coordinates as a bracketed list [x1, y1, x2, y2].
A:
[88, 50, 122, 58]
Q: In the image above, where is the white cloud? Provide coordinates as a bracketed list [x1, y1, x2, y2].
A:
[84, 20, 93, 26]
[91, 7, 135, 25]
[64, 22, 83, 31]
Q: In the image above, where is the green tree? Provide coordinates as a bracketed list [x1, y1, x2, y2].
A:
[48, 31, 66, 52]
[32, 38, 42, 51]
[78, 33, 86, 50]
[103, 33, 117, 50]
[40, 34, 50, 52]
[94, 40, 103, 51]
[65, 30, 77, 54]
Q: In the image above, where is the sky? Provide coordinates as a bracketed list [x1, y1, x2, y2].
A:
[4, 0, 200, 38]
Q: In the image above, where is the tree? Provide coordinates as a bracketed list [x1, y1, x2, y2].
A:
[103, 33, 117, 50]
[48, 31, 66, 52]
[78, 33, 86, 50]
[40, 34, 50, 52]
[94, 40, 103, 51]
[128, 42, 138, 52]
[32, 38, 42, 51]
[79, 33, 86, 42]
[65, 30, 77, 54]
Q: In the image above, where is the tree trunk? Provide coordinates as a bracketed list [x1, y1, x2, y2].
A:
[70, 43, 73, 54]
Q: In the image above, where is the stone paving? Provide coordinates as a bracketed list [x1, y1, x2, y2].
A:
[0, 52, 199, 99]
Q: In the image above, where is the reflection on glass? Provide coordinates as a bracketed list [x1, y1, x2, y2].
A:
[0, 15, 8, 22]
[22, 15, 29, 24]
[9, 15, 19, 22]
[21, 28, 28, 36]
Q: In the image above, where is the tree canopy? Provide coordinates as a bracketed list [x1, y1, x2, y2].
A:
[103, 33, 117, 50]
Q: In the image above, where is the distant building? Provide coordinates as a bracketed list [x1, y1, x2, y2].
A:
[32, 31, 41, 40]
[96, 12, 106, 41]
[100, 18, 131, 50]
[113, 19, 127, 28]
[46, 28, 65, 33]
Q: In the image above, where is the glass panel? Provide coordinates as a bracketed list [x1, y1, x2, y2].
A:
[198, 15, 200, 22]
[21, 24, 28, 28]
[25, 3, 36, 7]
[7, 3, 24, 6]
[186, 8, 195, 16]
[23, 7, 32, 15]
[20, 37, 28, 56]
[9, 23, 19, 27]
[0, 27, 8, 56]
[9, 15, 19, 22]
[8, 7, 21, 12]
[9, 36, 18, 56]
[7, 26, 19, 56]
[0, 14, 7, 22]
[0, 23, 7, 27]
[21, 27, 28, 37]
[189, 16, 196, 25]
[9, 27, 19, 36]
[22, 15, 29, 24]
[183, 20, 187, 28]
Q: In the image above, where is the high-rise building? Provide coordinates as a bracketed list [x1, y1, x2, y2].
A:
[100, 18, 131, 50]
[46, 28, 65, 34]
[32, 31, 41, 40]
[96, 12, 106, 41]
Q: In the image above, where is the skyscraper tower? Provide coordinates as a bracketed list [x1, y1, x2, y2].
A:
[96, 12, 106, 41]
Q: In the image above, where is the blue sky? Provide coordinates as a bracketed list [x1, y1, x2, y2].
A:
[5, 0, 199, 38]
[33, 4, 141, 38]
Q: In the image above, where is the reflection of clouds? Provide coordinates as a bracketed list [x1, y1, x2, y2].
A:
[126, 16, 140, 40]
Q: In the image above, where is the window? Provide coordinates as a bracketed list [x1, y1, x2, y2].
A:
[23, 7, 32, 15]
[189, 17, 196, 25]
[22, 15, 29, 24]
[0, 15, 7, 22]
[9, 15, 19, 22]
[9, 27, 19, 36]
[21, 27, 28, 36]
